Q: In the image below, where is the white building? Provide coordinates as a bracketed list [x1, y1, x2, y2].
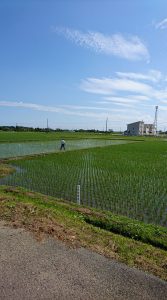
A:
[126, 121, 155, 136]
[143, 124, 155, 135]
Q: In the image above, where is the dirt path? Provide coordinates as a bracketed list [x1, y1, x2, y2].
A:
[0, 221, 167, 300]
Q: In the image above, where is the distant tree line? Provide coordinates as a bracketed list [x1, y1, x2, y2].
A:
[0, 126, 57, 132]
[0, 125, 115, 133]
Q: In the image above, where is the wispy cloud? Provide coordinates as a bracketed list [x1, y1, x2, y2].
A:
[78, 69, 167, 128]
[1, 100, 163, 129]
[53, 26, 150, 61]
[0, 100, 123, 119]
[116, 70, 162, 82]
[155, 18, 167, 29]
[0, 101, 134, 122]
[60, 104, 107, 111]
[128, 95, 150, 101]
[100, 95, 150, 108]
[0, 100, 147, 124]
[0, 101, 62, 113]
[81, 77, 153, 96]
[2, 68, 167, 130]
[103, 96, 139, 104]
[80, 70, 167, 104]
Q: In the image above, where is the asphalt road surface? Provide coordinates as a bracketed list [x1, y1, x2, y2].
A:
[0, 221, 167, 300]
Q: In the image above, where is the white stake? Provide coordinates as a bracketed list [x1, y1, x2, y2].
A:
[77, 184, 80, 205]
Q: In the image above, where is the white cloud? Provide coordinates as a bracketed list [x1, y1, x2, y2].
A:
[109, 102, 135, 108]
[2, 68, 167, 131]
[0, 100, 125, 119]
[155, 18, 167, 29]
[81, 77, 153, 96]
[159, 105, 167, 111]
[116, 70, 162, 82]
[160, 100, 167, 105]
[0, 100, 148, 126]
[0, 101, 62, 113]
[153, 89, 167, 101]
[129, 95, 150, 101]
[1, 100, 165, 130]
[80, 70, 167, 105]
[101, 95, 151, 108]
[60, 104, 107, 110]
[54, 26, 149, 61]
[103, 96, 139, 104]
[79, 70, 167, 128]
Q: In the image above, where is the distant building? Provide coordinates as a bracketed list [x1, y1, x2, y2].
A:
[126, 121, 155, 136]
[143, 124, 155, 135]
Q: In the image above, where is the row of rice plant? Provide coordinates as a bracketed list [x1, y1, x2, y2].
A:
[1, 141, 167, 227]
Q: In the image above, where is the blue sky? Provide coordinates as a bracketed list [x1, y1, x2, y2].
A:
[1, 0, 167, 131]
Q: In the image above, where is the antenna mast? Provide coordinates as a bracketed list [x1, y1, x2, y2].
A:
[154, 106, 158, 136]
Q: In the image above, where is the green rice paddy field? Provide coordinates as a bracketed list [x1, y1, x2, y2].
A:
[0, 131, 167, 227]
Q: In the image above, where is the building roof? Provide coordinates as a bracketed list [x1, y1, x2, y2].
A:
[127, 121, 144, 126]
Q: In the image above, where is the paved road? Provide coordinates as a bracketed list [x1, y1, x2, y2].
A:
[0, 221, 167, 300]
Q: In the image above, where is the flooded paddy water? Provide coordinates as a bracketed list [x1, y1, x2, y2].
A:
[0, 139, 131, 159]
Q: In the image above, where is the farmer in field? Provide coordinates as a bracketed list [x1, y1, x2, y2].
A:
[60, 139, 66, 150]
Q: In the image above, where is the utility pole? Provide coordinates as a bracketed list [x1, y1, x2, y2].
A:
[154, 106, 158, 136]
[47, 118, 49, 130]
[106, 117, 108, 132]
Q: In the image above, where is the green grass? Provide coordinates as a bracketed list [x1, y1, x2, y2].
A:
[84, 213, 167, 250]
[2, 140, 167, 227]
[0, 185, 167, 281]
[0, 130, 146, 143]
[0, 131, 113, 142]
